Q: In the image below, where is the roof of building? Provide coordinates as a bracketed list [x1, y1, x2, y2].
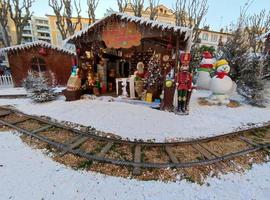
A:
[66, 12, 192, 43]
[0, 40, 76, 56]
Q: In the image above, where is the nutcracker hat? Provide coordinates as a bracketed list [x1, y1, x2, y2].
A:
[214, 59, 229, 68]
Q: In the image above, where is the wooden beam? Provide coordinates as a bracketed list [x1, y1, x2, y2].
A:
[31, 125, 53, 134]
[97, 141, 114, 158]
[165, 146, 179, 164]
[133, 145, 142, 175]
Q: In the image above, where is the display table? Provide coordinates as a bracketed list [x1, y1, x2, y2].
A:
[116, 76, 135, 98]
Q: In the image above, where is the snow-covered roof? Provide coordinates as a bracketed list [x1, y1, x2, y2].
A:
[66, 12, 192, 43]
[0, 41, 76, 56]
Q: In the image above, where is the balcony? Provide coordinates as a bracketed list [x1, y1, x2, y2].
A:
[37, 35, 51, 40]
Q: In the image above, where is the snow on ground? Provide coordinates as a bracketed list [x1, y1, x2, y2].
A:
[0, 131, 269, 200]
[0, 90, 268, 141]
[0, 87, 27, 96]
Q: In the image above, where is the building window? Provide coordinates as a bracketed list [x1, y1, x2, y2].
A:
[202, 33, 209, 41]
[211, 34, 218, 42]
[31, 57, 46, 73]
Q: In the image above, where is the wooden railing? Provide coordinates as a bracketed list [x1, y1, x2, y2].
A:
[0, 75, 14, 88]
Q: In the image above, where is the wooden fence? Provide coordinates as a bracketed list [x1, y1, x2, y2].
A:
[0, 75, 14, 88]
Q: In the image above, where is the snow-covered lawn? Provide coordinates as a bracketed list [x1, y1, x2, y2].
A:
[0, 90, 269, 142]
[0, 87, 27, 96]
[0, 131, 269, 200]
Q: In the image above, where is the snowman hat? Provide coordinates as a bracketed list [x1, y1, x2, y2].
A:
[202, 51, 213, 59]
[214, 59, 229, 68]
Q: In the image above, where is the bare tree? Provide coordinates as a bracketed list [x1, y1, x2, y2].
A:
[245, 9, 270, 53]
[8, 0, 35, 45]
[87, 0, 99, 24]
[174, 0, 208, 43]
[130, 0, 144, 17]
[49, 0, 82, 40]
[148, 0, 159, 20]
[0, 0, 10, 47]
[117, 0, 128, 12]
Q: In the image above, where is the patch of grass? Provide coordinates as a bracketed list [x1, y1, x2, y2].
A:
[77, 160, 93, 169]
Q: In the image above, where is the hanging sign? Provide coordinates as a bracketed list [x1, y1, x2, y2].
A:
[102, 21, 141, 49]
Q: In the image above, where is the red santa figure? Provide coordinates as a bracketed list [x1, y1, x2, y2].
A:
[176, 53, 193, 114]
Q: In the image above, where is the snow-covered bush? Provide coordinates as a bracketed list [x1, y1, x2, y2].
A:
[237, 54, 269, 107]
[23, 71, 58, 103]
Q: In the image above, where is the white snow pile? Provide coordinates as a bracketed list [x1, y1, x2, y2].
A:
[0, 87, 27, 96]
[0, 90, 269, 142]
[0, 40, 75, 56]
[0, 132, 269, 200]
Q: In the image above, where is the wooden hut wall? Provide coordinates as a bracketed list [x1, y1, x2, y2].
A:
[8, 47, 74, 87]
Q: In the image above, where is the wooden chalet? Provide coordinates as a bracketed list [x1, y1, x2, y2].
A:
[0, 41, 76, 87]
[65, 12, 192, 97]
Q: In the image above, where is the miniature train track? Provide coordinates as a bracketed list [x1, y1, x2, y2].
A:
[0, 106, 269, 175]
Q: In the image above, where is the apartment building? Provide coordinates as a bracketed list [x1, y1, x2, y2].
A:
[21, 16, 51, 44]
[47, 15, 90, 46]
[124, 4, 231, 50]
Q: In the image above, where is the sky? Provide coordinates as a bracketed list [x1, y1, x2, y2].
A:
[33, 0, 270, 31]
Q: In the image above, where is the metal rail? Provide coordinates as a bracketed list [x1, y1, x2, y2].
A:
[0, 106, 269, 175]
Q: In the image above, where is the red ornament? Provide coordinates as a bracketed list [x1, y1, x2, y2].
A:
[167, 43, 173, 50]
[38, 48, 47, 56]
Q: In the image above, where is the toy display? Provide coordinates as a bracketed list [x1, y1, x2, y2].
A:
[208, 59, 234, 105]
[175, 53, 193, 114]
[134, 62, 145, 98]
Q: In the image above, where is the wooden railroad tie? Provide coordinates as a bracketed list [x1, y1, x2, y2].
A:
[61, 135, 89, 156]
[31, 125, 53, 134]
[10, 117, 30, 125]
[192, 143, 225, 171]
[239, 135, 270, 153]
[0, 111, 11, 117]
[133, 145, 142, 175]
[165, 146, 179, 164]
[97, 141, 114, 158]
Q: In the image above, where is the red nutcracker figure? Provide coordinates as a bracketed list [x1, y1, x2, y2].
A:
[176, 53, 193, 114]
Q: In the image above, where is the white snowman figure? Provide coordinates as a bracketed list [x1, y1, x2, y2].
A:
[196, 51, 215, 90]
[209, 59, 233, 105]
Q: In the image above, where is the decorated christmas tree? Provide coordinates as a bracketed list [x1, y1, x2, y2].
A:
[23, 71, 57, 103]
[144, 54, 163, 94]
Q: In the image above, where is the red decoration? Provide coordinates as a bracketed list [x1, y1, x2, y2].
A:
[38, 48, 47, 56]
[216, 71, 228, 79]
[202, 51, 212, 59]
[167, 43, 173, 50]
[102, 21, 141, 49]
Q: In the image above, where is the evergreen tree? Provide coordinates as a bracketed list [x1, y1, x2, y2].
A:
[144, 54, 163, 92]
[220, 27, 249, 81]
[237, 54, 266, 107]
[23, 71, 58, 103]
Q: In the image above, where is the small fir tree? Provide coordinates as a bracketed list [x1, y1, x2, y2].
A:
[220, 27, 249, 81]
[237, 54, 266, 107]
[23, 71, 57, 103]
